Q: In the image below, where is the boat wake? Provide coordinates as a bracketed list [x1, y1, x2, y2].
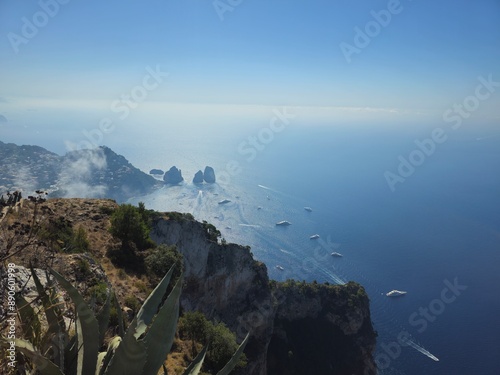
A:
[238, 223, 261, 228]
[406, 339, 439, 362]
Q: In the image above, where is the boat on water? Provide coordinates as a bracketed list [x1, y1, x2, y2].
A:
[257, 206, 262, 210]
[276, 221, 292, 226]
[310, 234, 320, 239]
[218, 199, 231, 204]
[304, 207, 313, 212]
[386, 290, 407, 297]
[275, 265, 284, 271]
[331, 252, 343, 257]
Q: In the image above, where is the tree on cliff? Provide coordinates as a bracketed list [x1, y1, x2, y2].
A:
[109, 203, 154, 251]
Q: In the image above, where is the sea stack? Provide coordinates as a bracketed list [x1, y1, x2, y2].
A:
[203, 166, 216, 183]
[193, 170, 204, 184]
[163, 166, 183, 184]
[149, 168, 164, 175]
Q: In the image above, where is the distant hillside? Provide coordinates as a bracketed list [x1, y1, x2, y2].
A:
[0, 141, 159, 202]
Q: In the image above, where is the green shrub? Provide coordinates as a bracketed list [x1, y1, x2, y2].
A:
[76, 257, 91, 277]
[38, 218, 89, 253]
[109, 204, 154, 251]
[89, 282, 108, 305]
[70, 226, 90, 252]
[145, 244, 183, 283]
[124, 295, 140, 313]
[202, 221, 221, 242]
[178, 311, 247, 373]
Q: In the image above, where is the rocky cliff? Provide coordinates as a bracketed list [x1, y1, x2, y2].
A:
[151, 214, 377, 375]
[2, 198, 376, 374]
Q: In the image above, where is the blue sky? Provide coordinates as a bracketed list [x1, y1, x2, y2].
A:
[0, 0, 499, 150]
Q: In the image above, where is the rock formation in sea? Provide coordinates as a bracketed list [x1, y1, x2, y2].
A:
[149, 169, 164, 175]
[203, 166, 216, 183]
[163, 166, 183, 184]
[193, 170, 204, 184]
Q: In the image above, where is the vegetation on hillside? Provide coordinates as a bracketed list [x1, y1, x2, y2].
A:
[178, 311, 247, 373]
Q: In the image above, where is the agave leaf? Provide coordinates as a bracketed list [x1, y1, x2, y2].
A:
[30, 265, 64, 336]
[30, 266, 66, 369]
[215, 333, 250, 375]
[0, 337, 64, 375]
[141, 275, 183, 375]
[98, 336, 121, 375]
[134, 265, 175, 340]
[64, 335, 78, 375]
[111, 292, 124, 338]
[96, 289, 111, 346]
[49, 268, 99, 375]
[96, 352, 107, 375]
[102, 325, 147, 375]
[16, 295, 42, 346]
[182, 345, 208, 375]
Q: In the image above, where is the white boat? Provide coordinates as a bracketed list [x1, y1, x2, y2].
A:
[218, 199, 231, 204]
[276, 221, 292, 226]
[386, 290, 407, 297]
[310, 234, 320, 239]
[275, 265, 284, 271]
[304, 207, 313, 212]
[331, 252, 343, 257]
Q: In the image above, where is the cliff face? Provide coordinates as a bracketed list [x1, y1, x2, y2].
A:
[151, 215, 377, 375]
[2, 198, 376, 374]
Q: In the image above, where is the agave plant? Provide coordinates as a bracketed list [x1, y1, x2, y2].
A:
[1, 265, 249, 375]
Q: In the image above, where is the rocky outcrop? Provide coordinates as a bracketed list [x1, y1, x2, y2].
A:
[193, 170, 204, 184]
[149, 169, 164, 175]
[163, 166, 183, 184]
[151, 215, 376, 375]
[203, 166, 216, 183]
[267, 281, 377, 375]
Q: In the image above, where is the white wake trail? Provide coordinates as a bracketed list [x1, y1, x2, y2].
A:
[406, 339, 439, 361]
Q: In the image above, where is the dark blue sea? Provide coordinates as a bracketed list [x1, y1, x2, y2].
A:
[117, 123, 500, 375]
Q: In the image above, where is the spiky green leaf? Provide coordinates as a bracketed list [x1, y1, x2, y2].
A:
[49, 268, 99, 375]
[98, 336, 121, 375]
[216, 333, 250, 375]
[0, 337, 64, 375]
[141, 275, 183, 375]
[182, 345, 208, 375]
[96, 289, 111, 346]
[134, 265, 175, 340]
[111, 292, 124, 338]
[30, 267, 64, 340]
[102, 325, 147, 375]
[16, 295, 42, 346]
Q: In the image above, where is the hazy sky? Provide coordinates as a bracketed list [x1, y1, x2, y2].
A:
[1, 0, 499, 151]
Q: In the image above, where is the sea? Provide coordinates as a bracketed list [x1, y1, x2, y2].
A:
[108, 122, 499, 375]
